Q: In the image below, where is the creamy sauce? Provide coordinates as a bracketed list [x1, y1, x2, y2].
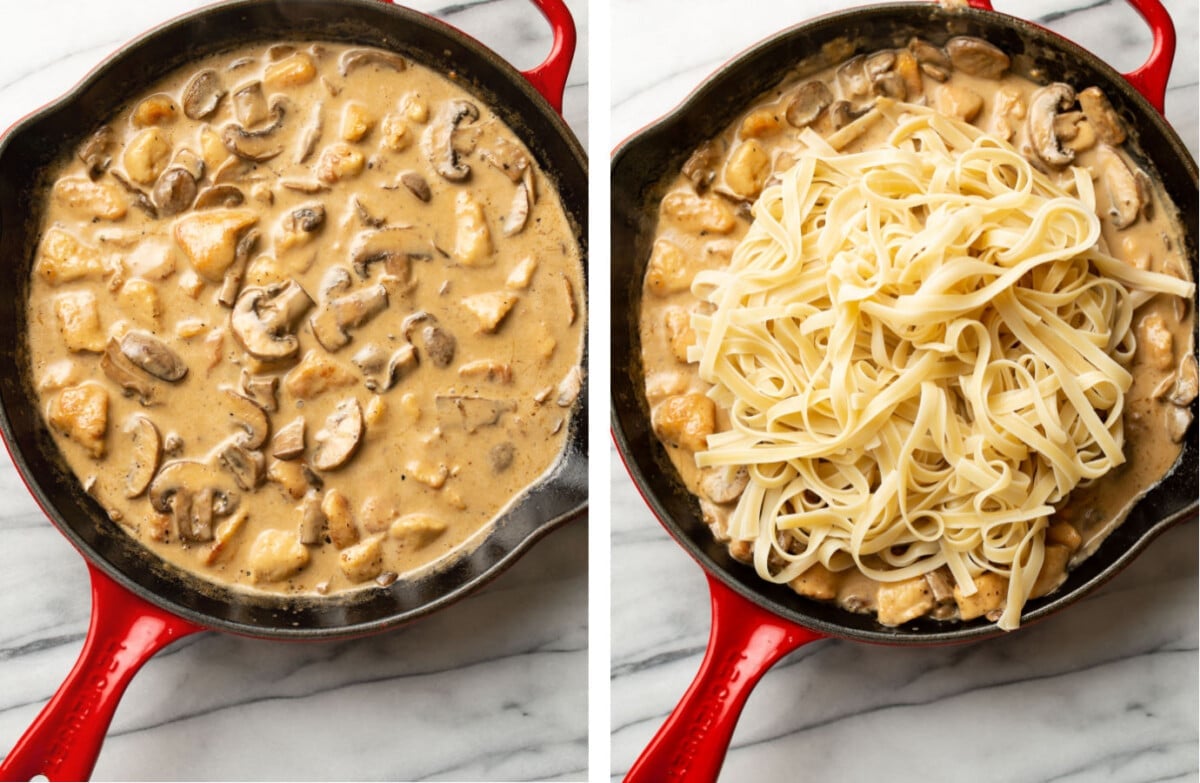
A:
[28, 42, 584, 595]
[640, 38, 1195, 624]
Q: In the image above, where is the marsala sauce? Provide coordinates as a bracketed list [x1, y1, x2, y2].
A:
[640, 38, 1195, 624]
[29, 42, 584, 595]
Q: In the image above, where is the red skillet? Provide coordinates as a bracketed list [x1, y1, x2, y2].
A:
[0, 0, 586, 779]
[610, 1, 1196, 780]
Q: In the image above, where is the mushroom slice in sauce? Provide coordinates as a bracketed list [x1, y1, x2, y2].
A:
[100, 339, 159, 405]
[230, 280, 314, 361]
[120, 331, 187, 382]
[297, 489, 326, 545]
[310, 274, 389, 353]
[240, 370, 279, 412]
[78, 126, 114, 179]
[786, 81, 833, 128]
[124, 415, 162, 498]
[272, 416, 306, 460]
[152, 167, 199, 217]
[182, 69, 227, 120]
[1028, 83, 1077, 167]
[221, 388, 270, 449]
[424, 100, 480, 181]
[148, 460, 238, 543]
[1077, 86, 1126, 146]
[217, 439, 266, 491]
[1095, 143, 1143, 229]
[434, 395, 516, 433]
[349, 228, 433, 280]
[194, 184, 246, 210]
[312, 398, 364, 471]
[944, 36, 1010, 79]
[399, 171, 431, 202]
[352, 343, 417, 392]
[402, 311, 456, 367]
[339, 48, 407, 77]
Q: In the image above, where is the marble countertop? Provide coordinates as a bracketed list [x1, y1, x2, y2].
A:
[0, 1, 588, 781]
[610, 1, 1198, 781]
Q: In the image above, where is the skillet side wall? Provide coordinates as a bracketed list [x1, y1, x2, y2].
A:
[611, 2, 1198, 644]
[0, 0, 588, 638]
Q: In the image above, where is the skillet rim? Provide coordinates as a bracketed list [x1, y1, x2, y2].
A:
[610, 0, 1198, 645]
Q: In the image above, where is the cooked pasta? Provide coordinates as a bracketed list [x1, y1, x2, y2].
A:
[688, 103, 1193, 629]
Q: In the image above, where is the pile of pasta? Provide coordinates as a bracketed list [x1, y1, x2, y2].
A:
[690, 103, 1192, 629]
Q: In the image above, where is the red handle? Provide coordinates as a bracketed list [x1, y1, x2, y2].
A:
[624, 575, 825, 782]
[519, 0, 577, 113]
[0, 565, 202, 781]
[963, 0, 1175, 114]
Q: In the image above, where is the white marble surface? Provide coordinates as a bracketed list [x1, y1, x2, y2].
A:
[610, 1, 1198, 781]
[0, 1, 587, 781]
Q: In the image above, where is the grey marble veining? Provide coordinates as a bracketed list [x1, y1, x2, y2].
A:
[610, 1, 1198, 780]
[0, 1, 588, 780]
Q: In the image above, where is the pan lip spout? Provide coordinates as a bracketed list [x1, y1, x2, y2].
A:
[609, 0, 1198, 646]
[0, 0, 588, 640]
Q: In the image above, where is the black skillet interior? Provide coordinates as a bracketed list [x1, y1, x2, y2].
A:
[0, 0, 588, 639]
[611, 2, 1198, 645]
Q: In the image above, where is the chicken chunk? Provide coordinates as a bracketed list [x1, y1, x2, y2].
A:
[646, 239, 694, 298]
[338, 535, 383, 582]
[461, 291, 518, 333]
[453, 191, 493, 267]
[173, 209, 259, 282]
[284, 351, 358, 399]
[390, 513, 448, 548]
[660, 191, 736, 234]
[1137, 313, 1174, 371]
[953, 572, 1008, 621]
[663, 306, 696, 362]
[55, 291, 106, 353]
[53, 177, 128, 221]
[653, 393, 716, 452]
[321, 488, 360, 549]
[49, 383, 109, 458]
[36, 228, 105, 286]
[876, 577, 935, 625]
[248, 528, 310, 583]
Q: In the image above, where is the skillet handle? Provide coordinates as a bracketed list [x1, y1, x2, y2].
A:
[519, 0, 577, 114]
[0, 564, 201, 782]
[962, 0, 1175, 114]
[624, 575, 824, 782]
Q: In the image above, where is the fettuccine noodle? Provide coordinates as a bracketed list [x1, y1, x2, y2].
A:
[689, 103, 1193, 629]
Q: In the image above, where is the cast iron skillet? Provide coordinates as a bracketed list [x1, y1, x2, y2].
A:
[611, 0, 1197, 779]
[0, 0, 586, 779]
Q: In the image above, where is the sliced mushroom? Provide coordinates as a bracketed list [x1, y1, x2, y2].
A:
[700, 465, 749, 504]
[785, 81, 833, 128]
[240, 370, 279, 412]
[399, 171, 431, 202]
[434, 395, 516, 433]
[339, 48, 407, 77]
[1095, 143, 1142, 229]
[1028, 83, 1077, 167]
[297, 489, 326, 545]
[827, 100, 857, 131]
[194, 184, 245, 210]
[353, 197, 386, 229]
[502, 183, 530, 237]
[272, 416, 306, 460]
[148, 460, 238, 542]
[124, 415, 162, 498]
[232, 81, 270, 127]
[480, 137, 531, 183]
[402, 312, 456, 367]
[1170, 355, 1200, 407]
[120, 331, 187, 382]
[681, 140, 720, 193]
[100, 339, 158, 405]
[182, 69, 226, 120]
[945, 36, 1009, 79]
[1077, 86, 1126, 146]
[222, 95, 288, 162]
[310, 276, 389, 353]
[296, 101, 324, 164]
[352, 343, 417, 392]
[488, 442, 515, 473]
[78, 126, 114, 179]
[908, 37, 950, 68]
[221, 387, 269, 449]
[836, 55, 870, 100]
[349, 227, 433, 280]
[217, 227, 260, 308]
[863, 51, 895, 79]
[279, 178, 330, 195]
[424, 100, 480, 181]
[216, 439, 265, 491]
[151, 168, 197, 218]
[230, 280, 314, 361]
[312, 398, 364, 471]
[108, 170, 157, 218]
